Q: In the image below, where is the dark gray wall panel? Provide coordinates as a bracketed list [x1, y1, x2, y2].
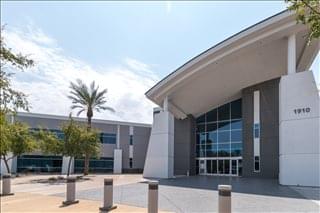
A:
[174, 115, 196, 176]
[242, 78, 279, 178]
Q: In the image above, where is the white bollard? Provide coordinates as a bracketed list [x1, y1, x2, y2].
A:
[218, 185, 232, 213]
[62, 176, 79, 205]
[148, 181, 159, 213]
[1, 174, 14, 196]
[99, 178, 117, 212]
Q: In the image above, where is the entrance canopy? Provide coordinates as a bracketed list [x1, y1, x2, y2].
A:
[146, 10, 319, 119]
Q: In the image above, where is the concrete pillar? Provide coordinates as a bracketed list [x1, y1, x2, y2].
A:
[148, 181, 159, 213]
[62, 177, 79, 205]
[1, 175, 14, 196]
[287, 34, 296, 75]
[163, 96, 169, 111]
[99, 178, 117, 212]
[113, 149, 122, 174]
[218, 185, 232, 213]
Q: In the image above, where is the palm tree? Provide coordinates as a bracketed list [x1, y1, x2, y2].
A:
[68, 79, 114, 175]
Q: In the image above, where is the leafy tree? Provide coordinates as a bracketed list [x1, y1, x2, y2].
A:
[36, 116, 101, 176]
[32, 129, 62, 155]
[286, 0, 320, 42]
[68, 79, 114, 175]
[0, 113, 37, 174]
[0, 25, 34, 114]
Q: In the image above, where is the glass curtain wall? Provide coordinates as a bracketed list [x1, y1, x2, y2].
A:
[196, 99, 242, 176]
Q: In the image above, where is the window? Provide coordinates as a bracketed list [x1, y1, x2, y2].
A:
[254, 123, 260, 138]
[231, 99, 242, 119]
[100, 133, 117, 144]
[254, 156, 260, 172]
[218, 103, 230, 121]
[195, 99, 243, 159]
[129, 135, 133, 145]
[75, 157, 113, 173]
[17, 155, 62, 173]
[129, 158, 133, 168]
[206, 109, 217, 122]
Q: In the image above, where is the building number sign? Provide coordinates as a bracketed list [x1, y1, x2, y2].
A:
[294, 107, 311, 114]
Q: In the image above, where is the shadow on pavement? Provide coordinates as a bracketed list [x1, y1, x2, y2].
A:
[153, 175, 317, 200]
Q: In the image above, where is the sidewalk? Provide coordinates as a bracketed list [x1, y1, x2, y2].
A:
[1, 192, 171, 213]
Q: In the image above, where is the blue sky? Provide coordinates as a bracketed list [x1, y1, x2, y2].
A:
[1, 1, 319, 123]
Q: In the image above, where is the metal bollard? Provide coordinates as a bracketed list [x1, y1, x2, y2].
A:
[62, 176, 79, 205]
[148, 181, 159, 213]
[1, 175, 14, 196]
[99, 178, 117, 212]
[218, 185, 232, 213]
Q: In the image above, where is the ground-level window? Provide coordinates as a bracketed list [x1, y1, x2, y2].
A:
[17, 155, 62, 173]
[129, 158, 133, 168]
[254, 156, 260, 172]
[74, 157, 113, 173]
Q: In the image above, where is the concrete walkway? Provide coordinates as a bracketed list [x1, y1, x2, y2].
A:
[1, 192, 171, 213]
[59, 176, 319, 212]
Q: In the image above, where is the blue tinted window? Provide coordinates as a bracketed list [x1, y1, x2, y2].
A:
[231, 120, 242, 130]
[218, 131, 230, 143]
[129, 135, 133, 145]
[207, 132, 217, 144]
[218, 121, 231, 131]
[206, 123, 217, 132]
[218, 143, 230, 157]
[254, 124, 260, 138]
[196, 114, 205, 123]
[231, 143, 242, 156]
[231, 99, 242, 119]
[101, 133, 117, 144]
[218, 103, 230, 121]
[196, 124, 205, 133]
[200, 133, 206, 144]
[231, 130, 242, 142]
[206, 109, 217, 122]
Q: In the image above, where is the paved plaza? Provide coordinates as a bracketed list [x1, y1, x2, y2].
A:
[2, 174, 320, 212]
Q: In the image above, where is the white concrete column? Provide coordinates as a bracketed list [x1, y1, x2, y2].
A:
[116, 125, 120, 149]
[287, 34, 296, 75]
[143, 108, 174, 178]
[163, 96, 169, 111]
[113, 149, 122, 174]
[113, 125, 122, 173]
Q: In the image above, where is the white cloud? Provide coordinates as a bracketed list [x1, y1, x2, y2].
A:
[3, 25, 159, 124]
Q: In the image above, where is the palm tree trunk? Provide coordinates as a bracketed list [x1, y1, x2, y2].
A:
[83, 116, 92, 176]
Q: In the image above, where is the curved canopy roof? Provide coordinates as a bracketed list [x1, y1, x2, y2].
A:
[146, 10, 320, 119]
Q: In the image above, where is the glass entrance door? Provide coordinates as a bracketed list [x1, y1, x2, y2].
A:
[198, 158, 242, 176]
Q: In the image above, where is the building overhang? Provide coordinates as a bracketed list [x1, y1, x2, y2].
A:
[146, 10, 320, 119]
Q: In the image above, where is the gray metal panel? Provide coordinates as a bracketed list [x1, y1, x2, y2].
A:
[101, 144, 116, 157]
[242, 78, 280, 178]
[174, 115, 196, 176]
[132, 127, 151, 170]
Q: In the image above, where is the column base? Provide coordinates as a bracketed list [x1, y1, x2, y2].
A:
[62, 200, 79, 206]
[99, 205, 117, 212]
[0, 193, 14, 197]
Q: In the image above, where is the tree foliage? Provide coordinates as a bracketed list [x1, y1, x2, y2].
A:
[0, 25, 34, 113]
[286, 0, 320, 42]
[0, 112, 37, 173]
[68, 79, 113, 175]
[36, 116, 101, 176]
